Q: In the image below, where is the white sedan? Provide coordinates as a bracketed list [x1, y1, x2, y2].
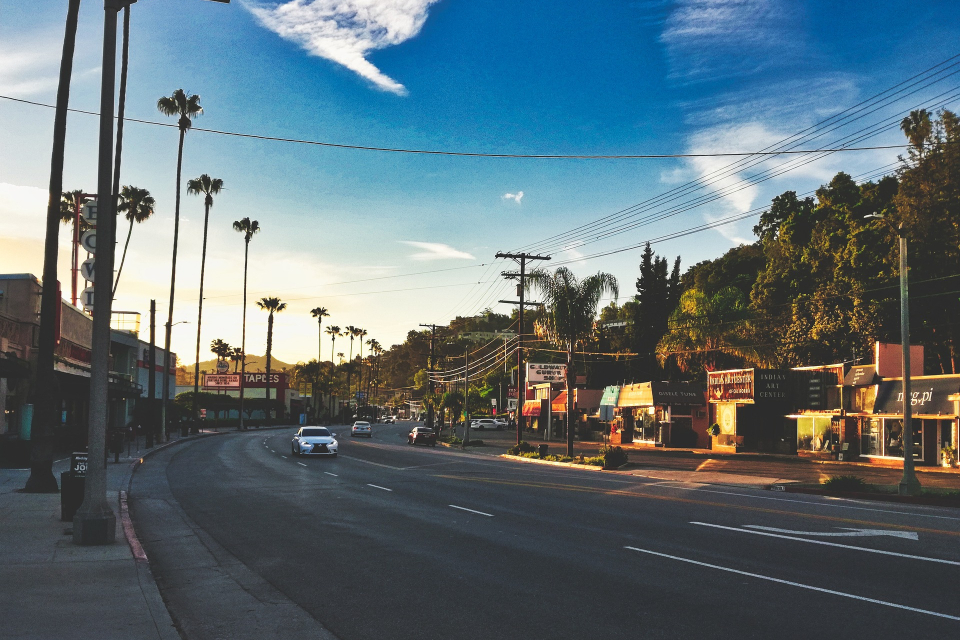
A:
[291, 427, 338, 457]
[470, 418, 500, 430]
[351, 421, 373, 437]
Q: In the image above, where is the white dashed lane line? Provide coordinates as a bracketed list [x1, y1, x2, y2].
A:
[297, 462, 308, 467]
[325, 472, 338, 477]
[449, 505, 494, 517]
[281, 456, 288, 459]
[367, 484, 392, 492]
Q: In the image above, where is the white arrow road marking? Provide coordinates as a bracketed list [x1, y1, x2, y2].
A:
[691, 522, 960, 566]
[745, 525, 919, 540]
[367, 484, 392, 491]
[624, 546, 960, 621]
[449, 505, 494, 517]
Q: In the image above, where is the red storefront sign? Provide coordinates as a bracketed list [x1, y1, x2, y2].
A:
[707, 369, 754, 402]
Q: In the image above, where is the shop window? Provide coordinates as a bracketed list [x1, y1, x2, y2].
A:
[639, 409, 656, 442]
[825, 387, 841, 410]
[862, 418, 881, 456]
[863, 418, 922, 459]
[797, 417, 834, 451]
[852, 386, 876, 413]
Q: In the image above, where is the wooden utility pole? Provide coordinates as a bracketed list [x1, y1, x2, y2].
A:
[495, 252, 550, 445]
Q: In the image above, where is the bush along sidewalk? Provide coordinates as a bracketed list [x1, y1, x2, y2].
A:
[781, 475, 960, 507]
[504, 441, 628, 469]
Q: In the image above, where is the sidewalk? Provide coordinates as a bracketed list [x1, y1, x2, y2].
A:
[0, 438, 193, 640]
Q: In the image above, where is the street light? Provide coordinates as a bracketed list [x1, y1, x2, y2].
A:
[866, 215, 921, 496]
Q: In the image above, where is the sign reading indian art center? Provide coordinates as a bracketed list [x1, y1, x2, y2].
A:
[707, 368, 790, 403]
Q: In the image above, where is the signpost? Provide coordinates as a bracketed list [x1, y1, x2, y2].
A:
[216, 359, 229, 374]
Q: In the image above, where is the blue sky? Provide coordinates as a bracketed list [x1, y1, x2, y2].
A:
[2, 0, 958, 366]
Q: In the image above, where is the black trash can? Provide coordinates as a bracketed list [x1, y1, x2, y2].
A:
[538, 444, 549, 457]
[60, 471, 85, 522]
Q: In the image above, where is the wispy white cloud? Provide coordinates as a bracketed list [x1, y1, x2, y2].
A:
[244, 0, 440, 95]
[0, 47, 59, 95]
[658, 0, 801, 82]
[502, 191, 524, 204]
[399, 241, 475, 261]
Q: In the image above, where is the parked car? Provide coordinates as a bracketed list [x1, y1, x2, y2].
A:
[469, 418, 500, 430]
[292, 427, 338, 457]
[351, 421, 372, 437]
[408, 426, 437, 446]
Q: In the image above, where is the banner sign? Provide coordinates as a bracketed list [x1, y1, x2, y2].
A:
[707, 369, 754, 402]
[203, 374, 241, 389]
[526, 363, 567, 383]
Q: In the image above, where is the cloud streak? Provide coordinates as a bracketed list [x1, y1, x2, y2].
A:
[399, 241, 475, 261]
[502, 191, 524, 204]
[244, 0, 440, 95]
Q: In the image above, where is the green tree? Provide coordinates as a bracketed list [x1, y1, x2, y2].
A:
[527, 266, 619, 456]
[210, 338, 232, 362]
[232, 217, 260, 428]
[657, 287, 756, 372]
[257, 297, 287, 421]
[230, 346, 244, 373]
[113, 185, 155, 296]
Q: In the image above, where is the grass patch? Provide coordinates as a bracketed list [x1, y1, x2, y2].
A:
[821, 475, 869, 492]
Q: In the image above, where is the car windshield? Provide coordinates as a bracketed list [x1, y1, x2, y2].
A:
[354, 422, 370, 427]
[416, 428, 433, 434]
[301, 428, 330, 437]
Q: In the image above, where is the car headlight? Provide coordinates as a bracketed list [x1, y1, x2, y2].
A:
[330, 440, 338, 447]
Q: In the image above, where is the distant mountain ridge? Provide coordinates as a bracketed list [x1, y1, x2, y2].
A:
[189, 354, 295, 373]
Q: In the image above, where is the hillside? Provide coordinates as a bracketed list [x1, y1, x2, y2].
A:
[188, 354, 296, 373]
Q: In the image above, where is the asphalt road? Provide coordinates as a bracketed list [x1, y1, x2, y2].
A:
[130, 423, 960, 639]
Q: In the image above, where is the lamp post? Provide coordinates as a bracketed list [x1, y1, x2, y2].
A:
[867, 215, 921, 495]
[896, 224, 921, 496]
[160, 320, 189, 441]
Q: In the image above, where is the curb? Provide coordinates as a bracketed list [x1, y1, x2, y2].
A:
[772, 483, 960, 508]
[498, 454, 609, 471]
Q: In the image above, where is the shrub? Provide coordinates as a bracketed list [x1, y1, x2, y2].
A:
[822, 475, 868, 492]
[507, 441, 537, 456]
[582, 456, 605, 466]
[441, 435, 463, 445]
[599, 445, 628, 469]
[707, 423, 720, 437]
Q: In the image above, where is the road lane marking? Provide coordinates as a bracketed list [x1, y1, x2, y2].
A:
[744, 524, 918, 540]
[297, 462, 307, 467]
[368, 484, 392, 491]
[624, 546, 960, 620]
[437, 475, 960, 536]
[324, 472, 338, 477]
[449, 505, 494, 517]
[690, 522, 959, 566]
[281, 456, 288, 459]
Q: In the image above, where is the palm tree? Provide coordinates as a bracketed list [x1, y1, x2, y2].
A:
[311, 307, 330, 366]
[230, 347, 244, 373]
[356, 328, 368, 404]
[157, 89, 203, 441]
[344, 325, 360, 401]
[656, 287, 757, 373]
[113, 185, 155, 296]
[325, 325, 341, 364]
[257, 297, 287, 421]
[210, 338, 231, 363]
[233, 217, 260, 429]
[527, 266, 618, 456]
[187, 174, 224, 424]
[366, 338, 382, 402]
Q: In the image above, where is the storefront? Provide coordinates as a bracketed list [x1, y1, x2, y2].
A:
[707, 368, 794, 453]
[861, 375, 960, 465]
[787, 364, 848, 457]
[616, 381, 707, 447]
[550, 388, 603, 441]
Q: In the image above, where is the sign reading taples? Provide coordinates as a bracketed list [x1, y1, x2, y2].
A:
[526, 363, 567, 383]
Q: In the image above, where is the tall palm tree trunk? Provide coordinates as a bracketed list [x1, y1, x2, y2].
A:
[265, 313, 273, 421]
[161, 125, 185, 442]
[192, 197, 212, 431]
[347, 339, 354, 405]
[26, 0, 81, 493]
[239, 239, 249, 429]
[109, 4, 130, 299]
[115, 216, 135, 297]
[331, 336, 336, 364]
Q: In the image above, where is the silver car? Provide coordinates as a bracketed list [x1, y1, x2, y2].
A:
[351, 421, 372, 437]
[292, 427, 338, 457]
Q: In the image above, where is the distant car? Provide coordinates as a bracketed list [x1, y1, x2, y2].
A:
[381, 416, 396, 424]
[408, 426, 437, 446]
[292, 427, 338, 457]
[470, 418, 500, 431]
[351, 421, 372, 437]
[493, 418, 508, 429]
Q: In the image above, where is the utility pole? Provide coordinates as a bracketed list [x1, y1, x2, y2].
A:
[463, 344, 470, 447]
[495, 252, 550, 445]
[897, 223, 921, 496]
[419, 324, 440, 432]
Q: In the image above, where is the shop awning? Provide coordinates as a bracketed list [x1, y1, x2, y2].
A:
[551, 391, 568, 413]
[618, 381, 705, 407]
[873, 376, 960, 416]
[522, 400, 543, 417]
[844, 365, 878, 386]
[599, 386, 620, 421]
